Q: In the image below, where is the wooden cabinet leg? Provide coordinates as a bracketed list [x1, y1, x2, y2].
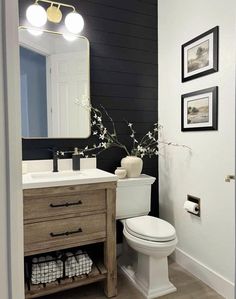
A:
[104, 188, 117, 297]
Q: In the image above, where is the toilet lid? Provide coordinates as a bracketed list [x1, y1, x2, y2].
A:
[125, 216, 176, 242]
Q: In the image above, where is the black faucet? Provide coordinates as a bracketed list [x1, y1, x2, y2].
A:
[51, 148, 64, 172]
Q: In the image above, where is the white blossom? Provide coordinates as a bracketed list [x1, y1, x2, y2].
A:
[81, 104, 186, 160]
[137, 145, 143, 151]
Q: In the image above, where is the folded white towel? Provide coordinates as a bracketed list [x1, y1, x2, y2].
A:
[68, 252, 93, 277]
[31, 257, 41, 284]
[56, 260, 63, 278]
[65, 256, 78, 277]
[31, 255, 64, 284]
[31, 251, 93, 284]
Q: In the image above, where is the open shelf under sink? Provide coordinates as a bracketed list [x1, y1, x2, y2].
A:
[25, 261, 107, 299]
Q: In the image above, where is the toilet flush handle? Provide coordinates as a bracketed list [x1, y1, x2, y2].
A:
[225, 175, 235, 182]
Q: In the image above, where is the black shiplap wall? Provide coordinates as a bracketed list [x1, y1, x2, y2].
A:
[19, 0, 158, 216]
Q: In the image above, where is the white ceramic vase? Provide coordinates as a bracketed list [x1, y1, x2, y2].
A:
[115, 167, 127, 179]
[121, 156, 143, 178]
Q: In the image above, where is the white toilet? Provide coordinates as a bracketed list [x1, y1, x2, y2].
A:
[116, 174, 177, 299]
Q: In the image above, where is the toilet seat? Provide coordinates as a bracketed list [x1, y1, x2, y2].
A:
[125, 215, 176, 242]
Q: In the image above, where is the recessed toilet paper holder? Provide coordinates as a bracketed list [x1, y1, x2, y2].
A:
[186, 195, 200, 217]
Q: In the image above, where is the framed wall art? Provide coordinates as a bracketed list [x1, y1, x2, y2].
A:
[182, 26, 219, 82]
[181, 86, 218, 131]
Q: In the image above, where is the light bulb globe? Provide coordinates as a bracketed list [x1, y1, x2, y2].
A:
[65, 12, 84, 34]
[26, 4, 47, 27]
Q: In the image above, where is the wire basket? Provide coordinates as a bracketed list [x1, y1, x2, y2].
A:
[25, 249, 93, 288]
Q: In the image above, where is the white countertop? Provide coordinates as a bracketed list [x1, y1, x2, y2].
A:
[23, 168, 118, 189]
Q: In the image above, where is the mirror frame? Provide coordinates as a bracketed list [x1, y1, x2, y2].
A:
[19, 26, 91, 139]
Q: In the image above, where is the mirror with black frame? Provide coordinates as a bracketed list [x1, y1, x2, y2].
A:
[19, 28, 90, 139]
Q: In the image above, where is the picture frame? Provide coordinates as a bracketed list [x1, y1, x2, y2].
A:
[181, 86, 218, 131]
[181, 26, 219, 82]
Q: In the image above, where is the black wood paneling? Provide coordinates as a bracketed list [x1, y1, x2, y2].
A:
[19, 0, 158, 216]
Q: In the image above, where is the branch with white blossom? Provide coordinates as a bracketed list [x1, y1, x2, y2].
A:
[77, 101, 191, 158]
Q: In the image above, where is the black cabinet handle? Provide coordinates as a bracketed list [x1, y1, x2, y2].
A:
[50, 200, 82, 208]
[50, 228, 82, 238]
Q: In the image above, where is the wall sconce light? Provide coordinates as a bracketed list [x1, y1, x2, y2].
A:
[26, 3, 47, 27]
[26, 0, 84, 34]
[47, 4, 62, 23]
[65, 12, 84, 34]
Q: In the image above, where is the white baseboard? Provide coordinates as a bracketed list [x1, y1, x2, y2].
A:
[173, 247, 234, 299]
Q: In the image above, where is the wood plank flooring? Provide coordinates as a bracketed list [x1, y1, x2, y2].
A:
[42, 259, 224, 299]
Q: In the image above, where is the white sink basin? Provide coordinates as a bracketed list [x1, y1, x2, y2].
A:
[23, 168, 117, 189]
[29, 170, 84, 180]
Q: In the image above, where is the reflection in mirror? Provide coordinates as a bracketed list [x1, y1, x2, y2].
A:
[19, 28, 90, 138]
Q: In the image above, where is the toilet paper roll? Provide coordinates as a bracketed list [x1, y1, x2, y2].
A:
[184, 201, 199, 214]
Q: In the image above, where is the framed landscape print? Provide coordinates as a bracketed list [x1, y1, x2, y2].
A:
[181, 87, 218, 131]
[182, 26, 219, 82]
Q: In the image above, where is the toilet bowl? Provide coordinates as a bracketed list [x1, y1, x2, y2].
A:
[122, 216, 177, 299]
[116, 175, 177, 299]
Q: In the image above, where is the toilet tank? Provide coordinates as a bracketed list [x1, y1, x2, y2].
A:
[116, 174, 156, 219]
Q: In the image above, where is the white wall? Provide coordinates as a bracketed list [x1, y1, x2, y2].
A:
[158, 1, 235, 298]
[0, 1, 10, 297]
[0, 1, 24, 299]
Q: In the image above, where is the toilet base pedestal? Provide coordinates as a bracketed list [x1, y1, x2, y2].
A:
[118, 244, 176, 299]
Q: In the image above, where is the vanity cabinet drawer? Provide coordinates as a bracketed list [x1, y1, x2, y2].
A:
[24, 189, 106, 221]
[24, 213, 106, 255]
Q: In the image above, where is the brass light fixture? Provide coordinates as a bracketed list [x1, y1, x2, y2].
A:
[26, 0, 84, 34]
[47, 4, 62, 23]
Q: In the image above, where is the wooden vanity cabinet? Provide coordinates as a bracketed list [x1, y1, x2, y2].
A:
[23, 181, 117, 299]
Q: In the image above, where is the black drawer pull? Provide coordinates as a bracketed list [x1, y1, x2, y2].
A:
[50, 228, 82, 238]
[50, 200, 82, 208]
